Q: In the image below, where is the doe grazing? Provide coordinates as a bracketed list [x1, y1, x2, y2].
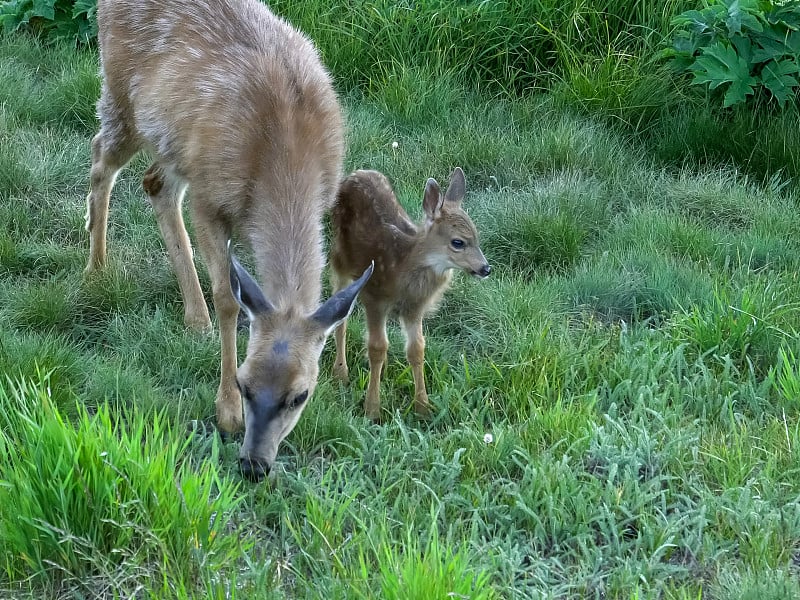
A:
[85, 0, 372, 481]
[330, 168, 490, 420]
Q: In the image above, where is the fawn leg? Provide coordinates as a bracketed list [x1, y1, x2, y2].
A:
[401, 314, 430, 417]
[364, 303, 389, 421]
[192, 211, 243, 433]
[330, 271, 352, 382]
[84, 125, 136, 272]
[143, 163, 211, 332]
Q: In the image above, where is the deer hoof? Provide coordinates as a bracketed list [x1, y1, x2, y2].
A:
[216, 400, 244, 433]
[414, 396, 432, 419]
[332, 363, 349, 383]
[185, 313, 213, 334]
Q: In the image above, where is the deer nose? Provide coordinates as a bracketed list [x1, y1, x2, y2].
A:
[240, 456, 270, 482]
[479, 264, 491, 278]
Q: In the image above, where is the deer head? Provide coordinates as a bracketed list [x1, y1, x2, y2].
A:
[421, 167, 491, 279]
[229, 252, 373, 481]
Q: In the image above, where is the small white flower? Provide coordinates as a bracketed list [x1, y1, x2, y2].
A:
[391, 141, 399, 149]
[483, 433, 494, 444]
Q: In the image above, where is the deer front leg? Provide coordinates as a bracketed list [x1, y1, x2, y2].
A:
[84, 129, 135, 272]
[143, 163, 211, 332]
[401, 314, 430, 417]
[364, 305, 389, 421]
[193, 216, 243, 433]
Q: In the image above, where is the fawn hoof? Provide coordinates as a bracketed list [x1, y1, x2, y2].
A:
[84, 258, 105, 274]
[364, 399, 381, 423]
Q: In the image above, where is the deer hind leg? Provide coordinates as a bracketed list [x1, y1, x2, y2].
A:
[143, 163, 211, 332]
[84, 117, 136, 272]
[192, 212, 243, 433]
[330, 270, 353, 382]
[401, 314, 430, 417]
[364, 303, 389, 421]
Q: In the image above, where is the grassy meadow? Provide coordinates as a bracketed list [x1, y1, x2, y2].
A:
[2, 1, 800, 598]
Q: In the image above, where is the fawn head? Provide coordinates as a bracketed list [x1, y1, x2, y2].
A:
[422, 167, 491, 279]
[229, 251, 373, 481]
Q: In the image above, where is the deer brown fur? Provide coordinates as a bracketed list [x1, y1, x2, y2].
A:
[330, 168, 490, 420]
[86, 0, 372, 480]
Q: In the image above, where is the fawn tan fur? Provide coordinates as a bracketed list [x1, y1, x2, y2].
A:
[330, 168, 490, 420]
[86, 0, 372, 480]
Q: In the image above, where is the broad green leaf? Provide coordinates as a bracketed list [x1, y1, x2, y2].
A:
[724, 0, 763, 36]
[690, 41, 756, 89]
[730, 33, 753, 64]
[72, 0, 95, 19]
[751, 28, 789, 63]
[31, 0, 54, 21]
[766, 4, 800, 30]
[788, 30, 800, 53]
[760, 57, 800, 106]
[672, 9, 712, 32]
[723, 77, 756, 106]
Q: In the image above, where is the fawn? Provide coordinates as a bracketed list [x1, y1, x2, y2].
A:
[85, 0, 372, 480]
[330, 168, 490, 420]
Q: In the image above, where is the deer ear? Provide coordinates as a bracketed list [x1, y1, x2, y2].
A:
[311, 262, 373, 335]
[443, 167, 466, 207]
[422, 178, 443, 221]
[229, 245, 273, 320]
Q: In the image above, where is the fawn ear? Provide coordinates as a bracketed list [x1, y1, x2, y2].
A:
[312, 262, 374, 335]
[443, 167, 466, 207]
[423, 178, 444, 222]
[229, 243, 273, 320]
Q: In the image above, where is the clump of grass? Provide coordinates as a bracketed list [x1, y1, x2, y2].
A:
[670, 277, 799, 377]
[563, 249, 713, 324]
[0, 371, 243, 595]
[375, 524, 496, 600]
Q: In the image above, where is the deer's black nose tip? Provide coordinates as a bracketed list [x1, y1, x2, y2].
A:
[240, 457, 269, 482]
[479, 264, 492, 278]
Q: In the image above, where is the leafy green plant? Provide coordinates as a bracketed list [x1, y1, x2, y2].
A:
[0, 0, 96, 44]
[666, 0, 800, 107]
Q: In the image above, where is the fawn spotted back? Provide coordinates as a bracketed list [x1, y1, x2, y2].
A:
[86, 0, 372, 481]
[330, 168, 490, 420]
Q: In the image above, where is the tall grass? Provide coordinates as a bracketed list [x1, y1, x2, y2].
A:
[0, 371, 245, 597]
[269, 0, 695, 96]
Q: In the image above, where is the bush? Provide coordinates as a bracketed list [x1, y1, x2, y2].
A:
[666, 0, 800, 108]
[0, 0, 96, 43]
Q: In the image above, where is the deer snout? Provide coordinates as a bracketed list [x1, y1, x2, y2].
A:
[471, 263, 491, 279]
[240, 456, 270, 482]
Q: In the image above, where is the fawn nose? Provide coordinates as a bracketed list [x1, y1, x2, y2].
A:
[240, 457, 270, 482]
[479, 264, 491, 278]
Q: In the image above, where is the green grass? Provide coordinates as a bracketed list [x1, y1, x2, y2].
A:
[2, 21, 800, 600]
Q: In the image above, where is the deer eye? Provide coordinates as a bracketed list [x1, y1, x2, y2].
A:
[451, 239, 465, 250]
[287, 390, 309, 410]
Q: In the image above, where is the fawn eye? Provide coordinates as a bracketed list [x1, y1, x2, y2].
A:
[451, 239, 465, 250]
[287, 390, 309, 410]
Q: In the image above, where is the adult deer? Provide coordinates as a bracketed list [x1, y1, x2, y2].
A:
[85, 0, 372, 481]
[330, 168, 490, 420]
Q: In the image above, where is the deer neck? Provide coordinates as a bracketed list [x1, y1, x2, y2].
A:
[247, 186, 325, 316]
